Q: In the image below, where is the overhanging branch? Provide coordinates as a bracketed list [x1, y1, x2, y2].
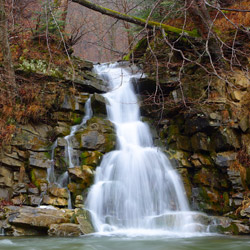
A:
[72, 0, 199, 38]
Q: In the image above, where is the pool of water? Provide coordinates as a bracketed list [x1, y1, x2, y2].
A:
[1, 235, 250, 250]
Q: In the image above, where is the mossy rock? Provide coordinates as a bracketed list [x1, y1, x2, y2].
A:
[30, 168, 47, 189]
[81, 151, 103, 167]
[75, 117, 116, 153]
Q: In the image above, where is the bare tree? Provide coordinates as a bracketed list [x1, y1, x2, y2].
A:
[0, 0, 16, 87]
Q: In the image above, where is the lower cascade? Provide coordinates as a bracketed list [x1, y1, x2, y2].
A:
[86, 62, 210, 235]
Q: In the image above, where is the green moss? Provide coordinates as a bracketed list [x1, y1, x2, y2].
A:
[71, 113, 82, 125]
[218, 223, 239, 235]
[81, 151, 103, 167]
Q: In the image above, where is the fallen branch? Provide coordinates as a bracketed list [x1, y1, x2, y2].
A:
[72, 0, 199, 38]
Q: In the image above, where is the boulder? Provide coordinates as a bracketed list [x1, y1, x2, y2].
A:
[91, 93, 107, 116]
[76, 117, 115, 153]
[7, 206, 70, 229]
[48, 223, 82, 236]
[80, 151, 103, 167]
[68, 165, 94, 187]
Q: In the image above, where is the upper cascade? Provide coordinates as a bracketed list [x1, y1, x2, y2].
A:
[86, 62, 210, 236]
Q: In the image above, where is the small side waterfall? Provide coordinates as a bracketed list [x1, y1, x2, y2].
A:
[86, 62, 207, 236]
[46, 97, 92, 208]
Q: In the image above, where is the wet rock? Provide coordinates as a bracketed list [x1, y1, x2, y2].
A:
[234, 222, 250, 234]
[55, 122, 70, 137]
[48, 185, 68, 199]
[178, 168, 192, 199]
[168, 150, 191, 168]
[214, 151, 237, 167]
[61, 95, 85, 113]
[74, 195, 84, 209]
[77, 117, 115, 153]
[75, 209, 94, 234]
[29, 151, 51, 168]
[80, 151, 103, 167]
[42, 195, 68, 207]
[73, 58, 93, 71]
[68, 165, 94, 187]
[68, 183, 84, 196]
[74, 71, 109, 93]
[7, 206, 70, 228]
[30, 168, 47, 188]
[48, 223, 82, 236]
[91, 93, 107, 116]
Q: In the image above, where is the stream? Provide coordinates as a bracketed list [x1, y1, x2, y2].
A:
[1, 235, 250, 250]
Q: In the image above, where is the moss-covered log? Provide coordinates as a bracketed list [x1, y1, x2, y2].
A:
[72, 0, 199, 38]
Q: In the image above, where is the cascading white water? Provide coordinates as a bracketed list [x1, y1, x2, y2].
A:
[45, 97, 93, 208]
[86, 62, 203, 235]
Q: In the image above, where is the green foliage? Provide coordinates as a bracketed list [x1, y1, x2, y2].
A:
[33, 1, 66, 38]
[133, 0, 183, 21]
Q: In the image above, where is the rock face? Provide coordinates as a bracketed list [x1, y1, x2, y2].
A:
[141, 68, 250, 234]
[1, 206, 94, 236]
[1, 58, 250, 236]
[0, 58, 114, 236]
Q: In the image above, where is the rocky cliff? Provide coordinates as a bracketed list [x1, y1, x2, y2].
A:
[1, 55, 250, 236]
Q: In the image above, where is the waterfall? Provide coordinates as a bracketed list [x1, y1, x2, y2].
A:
[86, 62, 205, 235]
[46, 97, 92, 208]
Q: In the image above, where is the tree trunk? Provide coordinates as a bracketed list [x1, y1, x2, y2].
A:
[72, 0, 199, 38]
[0, 0, 16, 86]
